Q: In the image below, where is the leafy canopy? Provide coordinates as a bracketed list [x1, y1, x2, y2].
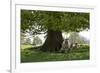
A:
[21, 10, 89, 34]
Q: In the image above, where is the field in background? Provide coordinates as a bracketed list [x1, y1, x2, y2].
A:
[21, 45, 33, 49]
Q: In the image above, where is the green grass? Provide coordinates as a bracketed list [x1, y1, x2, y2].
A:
[21, 45, 89, 63]
[21, 45, 33, 49]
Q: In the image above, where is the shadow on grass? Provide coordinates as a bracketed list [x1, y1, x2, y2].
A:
[21, 45, 90, 63]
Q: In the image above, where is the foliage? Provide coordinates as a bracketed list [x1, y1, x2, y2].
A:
[21, 45, 89, 62]
[21, 10, 90, 34]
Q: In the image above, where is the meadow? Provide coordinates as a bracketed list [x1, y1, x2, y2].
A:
[21, 44, 89, 63]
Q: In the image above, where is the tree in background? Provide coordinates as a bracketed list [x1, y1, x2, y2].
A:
[21, 32, 32, 45]
[21, 10, 89, 52]
[69, 32, 89, 45]
[33, 36, 42, 46]
[25, 38, 31, 45]
[69, 32, 89, 44]
[21, 32, 26, 44]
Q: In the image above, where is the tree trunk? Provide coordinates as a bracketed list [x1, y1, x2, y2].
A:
[40, 29, 63, 52]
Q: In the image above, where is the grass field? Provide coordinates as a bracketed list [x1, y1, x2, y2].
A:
[21, 45, 89, 63]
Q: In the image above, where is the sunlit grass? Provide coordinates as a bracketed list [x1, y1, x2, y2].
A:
[21, 45, 33, 49]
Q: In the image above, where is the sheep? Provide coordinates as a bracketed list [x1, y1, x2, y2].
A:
[60, 39, 79, 53]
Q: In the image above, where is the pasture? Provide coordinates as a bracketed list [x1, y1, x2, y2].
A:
[21, 45, 89, 63]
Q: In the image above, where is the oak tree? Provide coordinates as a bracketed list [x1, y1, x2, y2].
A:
[21, 10, 89, 52]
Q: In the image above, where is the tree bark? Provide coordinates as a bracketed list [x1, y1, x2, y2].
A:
[40, 29, 63, 52]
